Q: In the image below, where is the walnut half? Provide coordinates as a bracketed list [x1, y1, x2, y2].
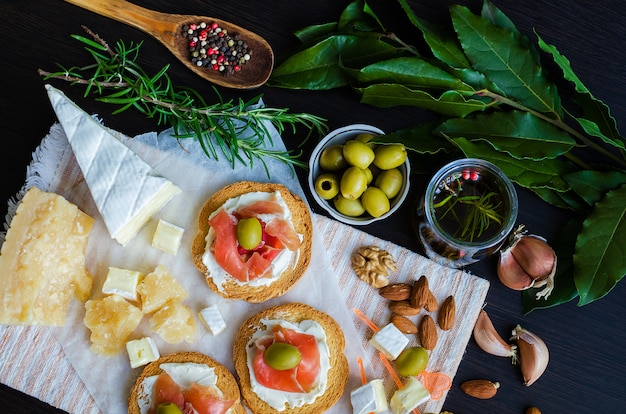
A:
[351, 245, 398, 288]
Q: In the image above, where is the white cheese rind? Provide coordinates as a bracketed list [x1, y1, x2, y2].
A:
[102, 266, 143, 301]
[126, 337, 160, 369]
[152, 219, 184, 255]
[389, 376, 430, 414]
[369, 323, 409, 360]
[45, 84, 181, 246]
[350, 379, 388, 414]
[198, 304, 227, 336]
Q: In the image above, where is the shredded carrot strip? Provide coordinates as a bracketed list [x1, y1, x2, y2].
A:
[379, 352, 403, 388]
[353, 308, 380, 333]
[357, 356, 367, 385]
[420, 370, 452, 400]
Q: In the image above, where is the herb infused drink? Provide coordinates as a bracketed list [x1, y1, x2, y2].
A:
[415, 159, 518, 268]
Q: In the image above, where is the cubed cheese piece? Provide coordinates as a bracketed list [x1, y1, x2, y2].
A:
[102, 267, 143, 301]
[389, 376, 430, 414]
[137, 264, 188, 314]
[350, 379, 388, 414]
[126, 337, 160, 368]
[0, 187, 94, 326]
[152, 219, 184, 255]
[369, 323, 409, 360]
[84, 294, 143, 356]
[150, 301, 196, 344]
[198, 304, 227, 336]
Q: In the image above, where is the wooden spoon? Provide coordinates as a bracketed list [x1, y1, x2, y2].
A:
[64, 0, 274, 89]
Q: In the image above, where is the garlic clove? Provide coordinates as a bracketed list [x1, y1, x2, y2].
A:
[497, 225, 557, 299]
[511, 325, 549, 386]
[473, 310, 517, 361]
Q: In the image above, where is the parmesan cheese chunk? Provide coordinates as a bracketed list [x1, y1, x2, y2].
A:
[0, 187, 94, 326]
[84, 294, 143, 356]
[150, 301, 196, 344]
[136, 265, 188, 314]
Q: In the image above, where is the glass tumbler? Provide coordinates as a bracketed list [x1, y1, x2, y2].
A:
[414, 158, 518, 268]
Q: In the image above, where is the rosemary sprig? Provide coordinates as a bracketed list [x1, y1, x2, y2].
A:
[38, 26, 328, 177]
[435, 179, 503, 242]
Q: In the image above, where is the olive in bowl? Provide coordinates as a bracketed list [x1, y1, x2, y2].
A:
[308, 124, 410, 226]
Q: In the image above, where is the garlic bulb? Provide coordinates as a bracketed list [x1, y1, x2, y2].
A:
[497, 225, 556, 299]
[511, 325, 549, 386]
[473, 310, 517, 361]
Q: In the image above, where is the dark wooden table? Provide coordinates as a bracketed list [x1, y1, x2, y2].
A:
[1, 0, 625, 412]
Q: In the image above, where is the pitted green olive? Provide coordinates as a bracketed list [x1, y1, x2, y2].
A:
[373, 144, 407, 170]
[236, 217, 262, 250]
[340, 166, 368, 200]
[315, 173, 340, 200]
[333, 194, 365, 217]
[264, 342, 302, 370]
[343, 139, 375, 169]
[319, 144, 347, 171]
[375, 168, 404, 199]
[156, 402, 183, 414]
[361, 187, 390, 218]
[395, 346, 429, 377]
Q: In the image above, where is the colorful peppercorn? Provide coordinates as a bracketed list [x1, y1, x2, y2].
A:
[182, 22, 252, 76]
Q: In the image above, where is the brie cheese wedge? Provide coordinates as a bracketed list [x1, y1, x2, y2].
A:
[45, 84, 181, 246]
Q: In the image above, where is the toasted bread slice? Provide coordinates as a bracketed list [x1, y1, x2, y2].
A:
[233, 303, 349, 413]
[128, 351, 246, 414]
[192, 181, 312, 302]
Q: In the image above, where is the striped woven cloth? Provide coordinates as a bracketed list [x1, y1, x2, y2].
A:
[0, 122, 489, 414]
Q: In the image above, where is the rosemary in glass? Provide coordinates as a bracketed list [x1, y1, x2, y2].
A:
[38, 27, 328, 177]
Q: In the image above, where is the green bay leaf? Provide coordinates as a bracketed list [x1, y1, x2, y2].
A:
[353, 57, 473, 90]
[574, 184, 626, 306]
[450, 5, 562, 117]
[357, 83, 489, 117]
[437, 110, 575, 160]
[564, 170, 626, 207]
[536, 33, 624, 150]
[268, 33, 401, 89]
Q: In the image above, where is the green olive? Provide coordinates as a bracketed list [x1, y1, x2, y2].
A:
[319, 144, 347, 171]
[361, 187, 390, 218]
[340, 166, 368, 200]
[333, 194, 366, 217]
[375, 168, 404, 199]
[373, 144, 407, 170]
[362, 167, 374, 185]
[236, 217, 262, 250]
[264, 342, 302, 370]
[156, 402, 183, 414]
[355, 133, 377, 149]
[315, 173, 340, 200]
[343, 139, 375, 169]
[395, 346, 429, 377]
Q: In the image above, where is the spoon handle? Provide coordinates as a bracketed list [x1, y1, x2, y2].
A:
[63, 0, 179, 43]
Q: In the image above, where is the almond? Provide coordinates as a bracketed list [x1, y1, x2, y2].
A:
[389, 300, 421, 316]
[379, 283, 412, 301]
[424, 290, 439, 312]
[525, 407, 541, 414]
[410, 275, 430, 308]
[418, 314, 438, 350]
[460, 379, 500, 399]
[390, 314, 417, 334]
[437, 295, 456, 330]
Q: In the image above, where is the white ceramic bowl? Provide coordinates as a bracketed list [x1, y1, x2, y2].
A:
[308, 124, 411, 225]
